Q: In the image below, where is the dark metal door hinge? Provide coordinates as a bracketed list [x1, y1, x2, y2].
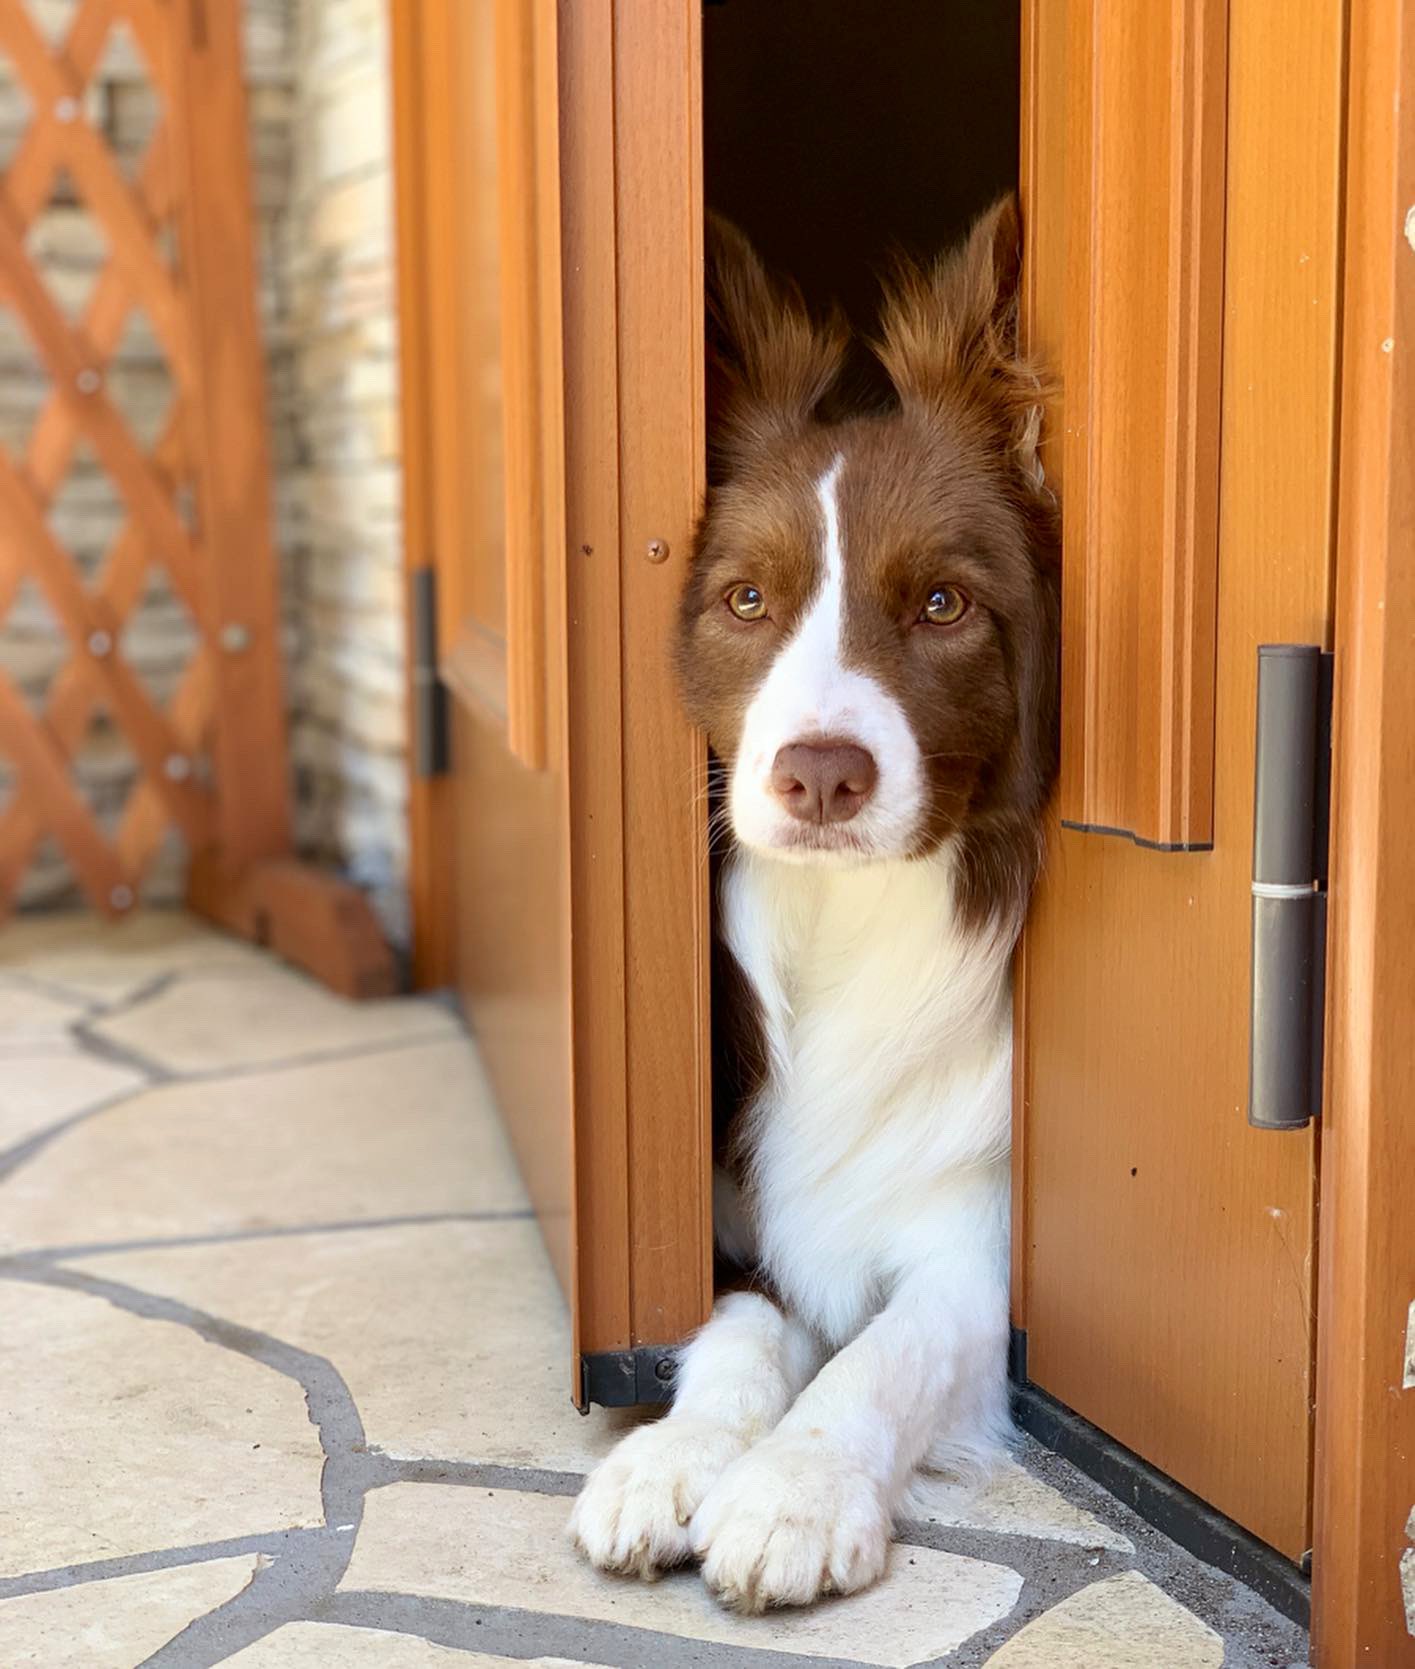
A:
[411, 566, 449, 779]
[1247, 645, 1333, 1130]
[578, 1347, 677, 1410]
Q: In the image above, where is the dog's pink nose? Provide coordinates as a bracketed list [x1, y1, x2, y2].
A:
[771, 739, 878, 824]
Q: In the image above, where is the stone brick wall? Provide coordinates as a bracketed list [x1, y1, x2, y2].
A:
[0, 0, 409, 943]
[283, 0, 407, 943]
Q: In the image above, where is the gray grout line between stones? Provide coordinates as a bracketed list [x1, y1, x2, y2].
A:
[319, 1592, 884, 1669]
[0, 1530, 328, 1603]
[0, 1007, 474, 1190]
[0, 937, 1309, 1669]
[0, 1261, 367, 1667]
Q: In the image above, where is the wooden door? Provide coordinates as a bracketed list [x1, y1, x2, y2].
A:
[392, 0, 712, 1399]
[1016, 0, 1342, 1562]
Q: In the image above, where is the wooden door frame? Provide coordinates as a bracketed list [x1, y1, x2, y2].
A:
[558, 0, 713, 1392]
[1311, 0, 1415, 1656]
[390, 0, 455, 991]
[392, 0, 714, 1390]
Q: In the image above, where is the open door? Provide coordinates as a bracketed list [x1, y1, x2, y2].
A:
[392, 0, 712, 1402]
[1015, 0, 1341, 1564]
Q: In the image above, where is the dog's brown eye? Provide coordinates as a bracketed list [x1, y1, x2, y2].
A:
[726, 583, 767, 621]
[921, 586, 968, 626]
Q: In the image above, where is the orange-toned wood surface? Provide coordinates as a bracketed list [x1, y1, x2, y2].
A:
[395, 0, 713, 1383]
[1018, 0, 1342, 1560]
[559, 0, 632, 1357]
[561, 0, 713, 1362]
[389, 0, 454, 990]
[0, 0, 288, 915]
[1058, 0, 1227, 850]
[1311, 0, 1415, 1653]
[397, 0, 576, 1293]
[612, 0, 713, 1348]
[494, 0, 561, 772]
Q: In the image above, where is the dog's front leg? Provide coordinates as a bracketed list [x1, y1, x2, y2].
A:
[570, 1290, 821, 1578]
[691, 1262, 1006, 1611]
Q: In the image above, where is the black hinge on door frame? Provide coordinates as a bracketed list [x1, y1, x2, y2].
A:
[410, 566, 449, 778]
[1247, 646, 1333, 1130]
[578, 1347, 677, 1410]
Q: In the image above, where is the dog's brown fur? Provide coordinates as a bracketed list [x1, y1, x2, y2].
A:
[680, 198, 1060, 930]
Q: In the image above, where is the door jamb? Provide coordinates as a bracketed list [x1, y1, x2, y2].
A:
[1311, 0, 1415, 1655]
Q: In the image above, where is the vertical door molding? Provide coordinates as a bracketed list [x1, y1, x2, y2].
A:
[1312, 0, 1415, 1654]
[612, 0, 712, 1348]
[560, 0, 713, 1380]
[494, 0, 563, 770]
[1060, 0, 1228, 850]
[1017, 0, 1342, 1560]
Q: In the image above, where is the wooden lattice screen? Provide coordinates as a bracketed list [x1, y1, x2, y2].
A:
[0, 0, 294, 917]
[0, 0, 392, 995]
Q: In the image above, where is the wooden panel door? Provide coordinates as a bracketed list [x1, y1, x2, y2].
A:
[392, 0, 712, 1398]
[1017, 0, 1342, 1561]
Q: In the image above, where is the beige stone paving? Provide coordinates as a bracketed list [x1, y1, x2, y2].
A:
[0, 913, 1310, 1667]
[342, 1485, 1025, 1668]
[0, 1050, 144, 1151]
[89, 959, 456, 1075]
[225, 1623, 612, 1665]
[0, 980, 88, 1044]
[72, 1219, 623, 1476]
[984, 1570, 1224, 1666]
[0, 912, 268, 1004]
[2, 1039, 525, 1253]
[0, 1282, 325, 1576]
[0, 1557, 259, 1669]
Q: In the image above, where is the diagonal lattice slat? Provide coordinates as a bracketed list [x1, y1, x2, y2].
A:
[0, 0, 288, 918]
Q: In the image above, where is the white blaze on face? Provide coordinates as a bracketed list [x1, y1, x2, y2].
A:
[729, 454, 925, 858]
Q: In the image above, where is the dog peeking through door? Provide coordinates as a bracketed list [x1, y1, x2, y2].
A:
[570, 197, 1060, 1611]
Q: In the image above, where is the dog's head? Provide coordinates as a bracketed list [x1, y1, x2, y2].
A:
[676, 198, 1061, 927]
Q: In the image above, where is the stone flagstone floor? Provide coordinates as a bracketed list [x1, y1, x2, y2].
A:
[0, 912, 1312, 1668]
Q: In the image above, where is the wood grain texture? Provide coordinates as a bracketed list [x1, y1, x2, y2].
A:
[167, 0, 292, 867]
[493, 0, 558, 770]
[1058, 0, 1226, 850]
[407, 0, 577, 1294]
[1014, 0, 1070, 1334]
[612, 0, 713, 1348]
[558, 0, 631, 1361]
[188, 854, 396, 1000]
[1018, 0, 1342, 1559]
[0, 0, 291, 917]
[389, 0, 454, 989]
[1311, 0, 1415, 1653]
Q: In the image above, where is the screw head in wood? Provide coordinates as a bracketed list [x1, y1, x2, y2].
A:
[75, 367, 101, 395]
[109, 884, 134, 912]
[163, 754, 192, 782]
[219, 623, 251, 652]
[646, 538, 671, 564]
[54, 97, 78, 123]
[87, 629, 113, 657]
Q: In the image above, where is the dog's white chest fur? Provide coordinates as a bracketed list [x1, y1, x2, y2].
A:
[722, 843, 1013, 1346]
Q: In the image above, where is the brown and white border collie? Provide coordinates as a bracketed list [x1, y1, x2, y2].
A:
[571, 198, 1060, 1612]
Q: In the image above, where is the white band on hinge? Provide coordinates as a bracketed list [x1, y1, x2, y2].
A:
[1251, 880, 1317, 899]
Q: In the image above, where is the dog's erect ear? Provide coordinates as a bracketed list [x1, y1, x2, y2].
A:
[706, 213, 848, 458]
[874, 195, 1046, 488]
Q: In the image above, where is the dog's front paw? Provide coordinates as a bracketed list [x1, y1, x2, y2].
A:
[569, 1418, 749, 1579]
[691, 1436, 891, 1611]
